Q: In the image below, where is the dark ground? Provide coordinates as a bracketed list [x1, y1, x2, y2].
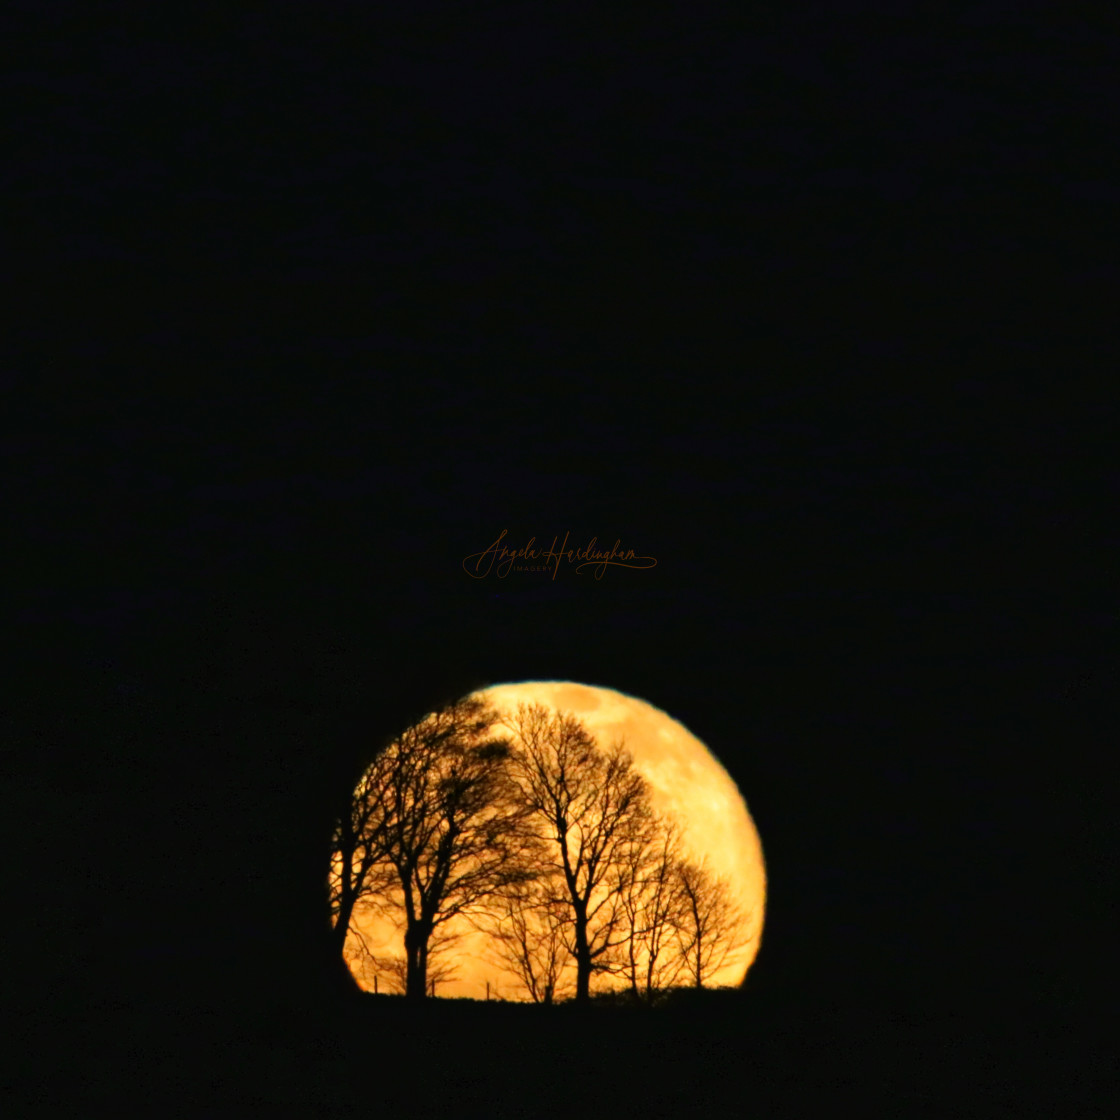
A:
[6, 2, 1116, 1110]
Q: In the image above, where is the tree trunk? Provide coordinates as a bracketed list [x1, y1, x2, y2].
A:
[333, 891, 356, 955]
[404, 924, 427, 1000]
[333, 819, 358, 956]
[333, 814, 358, 954]
[573, 912, 592, 1003]
[575, 964, 591, 1003]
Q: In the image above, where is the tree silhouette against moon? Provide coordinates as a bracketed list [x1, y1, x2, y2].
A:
[328, 682, 765, 1003]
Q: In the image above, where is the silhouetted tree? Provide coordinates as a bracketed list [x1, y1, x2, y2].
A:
[503, 703, 657, 1004]
[485, 878, 572, 1004]
[328, 757, 396, 955]
[617, 817, 690, 1001]
[333, 695, 534, 999]
[673, 858, 751, 989]
[346, 924, 460, 996]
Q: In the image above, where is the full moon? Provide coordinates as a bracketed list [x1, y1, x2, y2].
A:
[342, 681, 766, 999]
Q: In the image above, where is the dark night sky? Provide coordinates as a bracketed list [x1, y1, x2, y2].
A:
[6, 3, 1115, 1109]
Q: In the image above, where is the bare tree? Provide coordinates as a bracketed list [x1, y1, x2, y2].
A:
[345, 923, 460, 996]
[328, 753, 397, 955]
[617, 816, 690, 1002]
[332, 695, 534, 999]
[503, 702, 658, 1004]
[484, 879, 573, 1005]
[673, 858, 751, 989]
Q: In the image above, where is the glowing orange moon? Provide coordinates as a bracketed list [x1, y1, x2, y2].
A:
[342, 681, 766, 998]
